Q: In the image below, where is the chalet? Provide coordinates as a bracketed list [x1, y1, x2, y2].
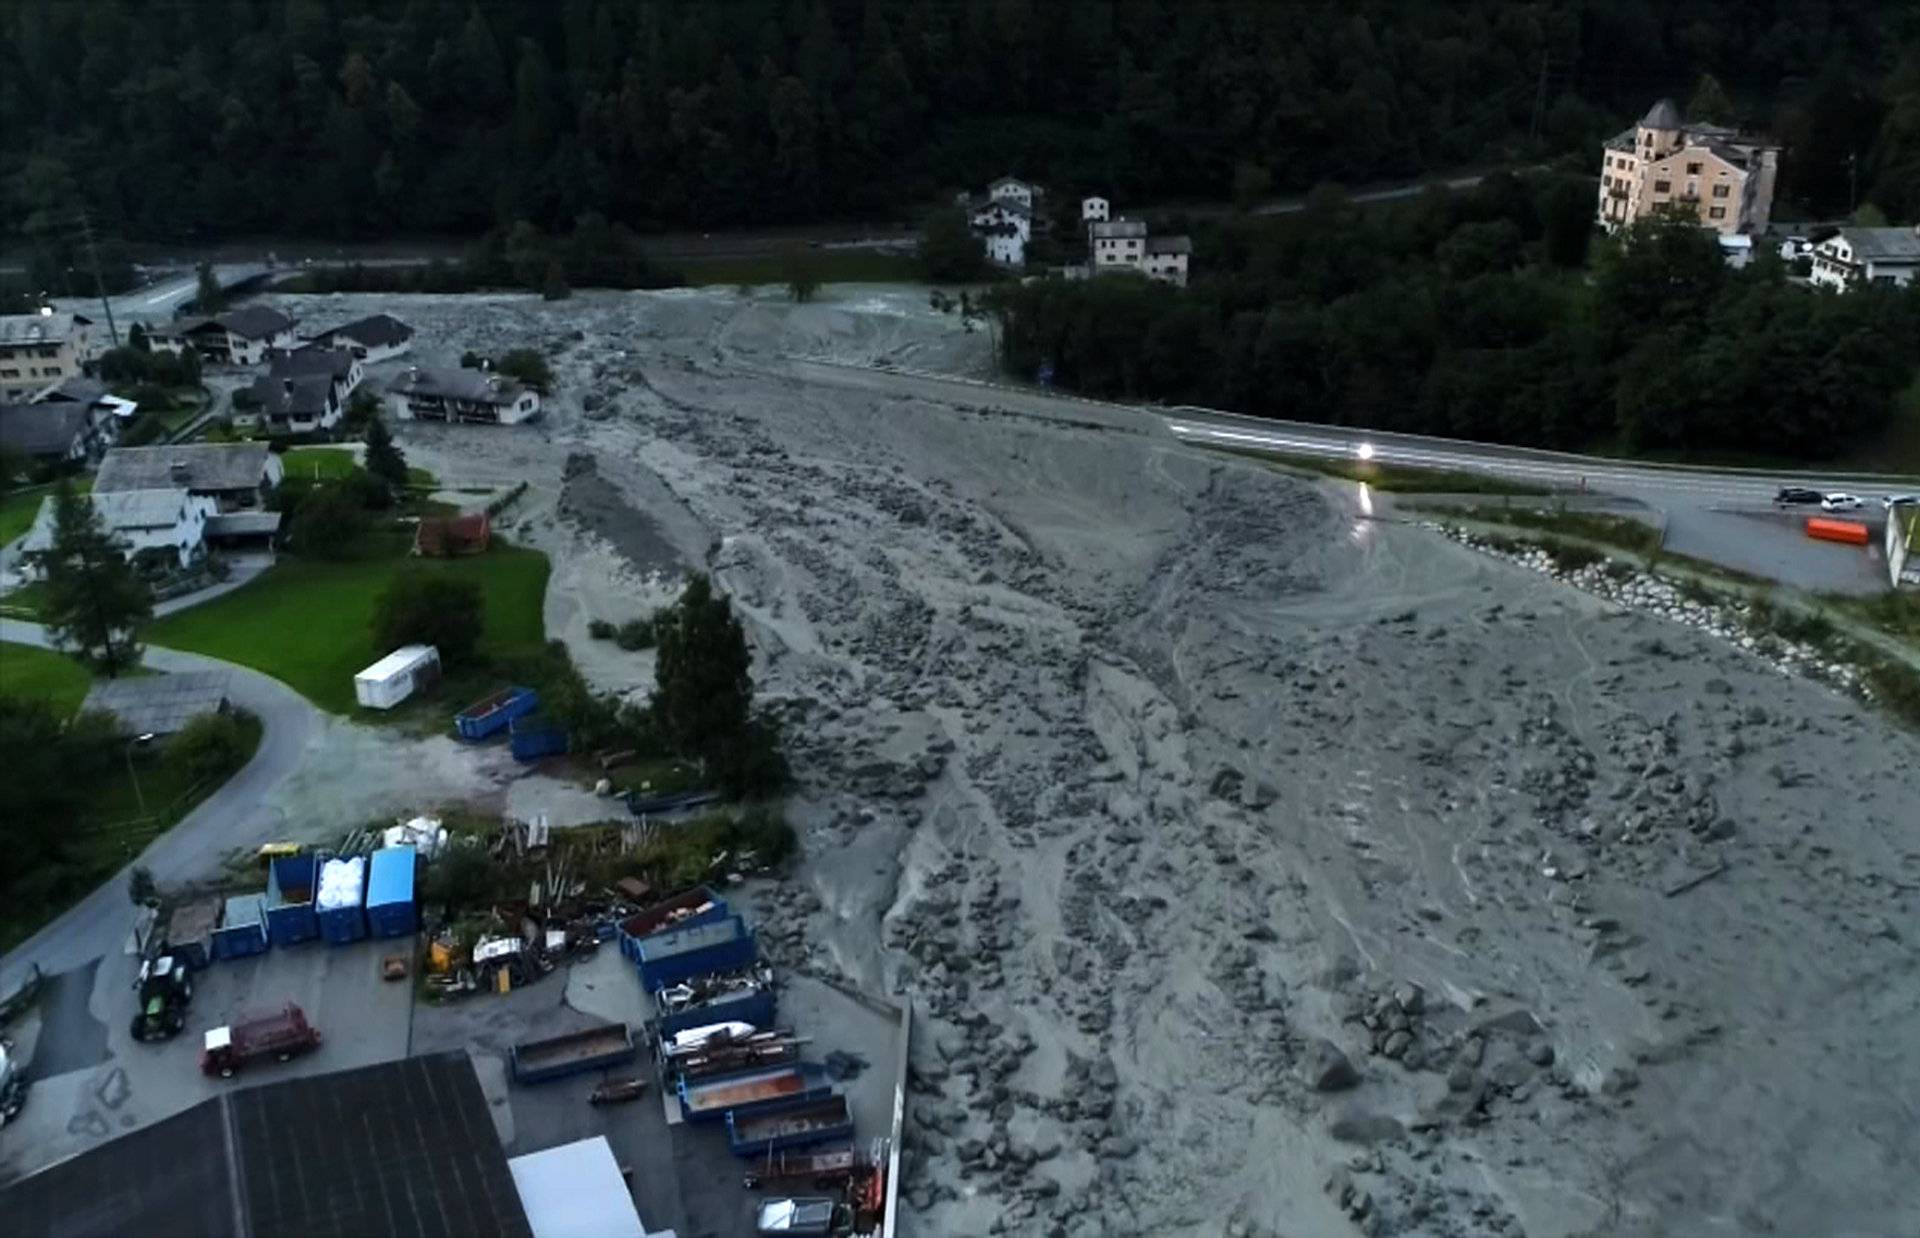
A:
[95, 442, 282, 510]
[960, 176, 1043, 268]
[386, 366, 539, 425]
[308, 313, 415, 363]
[0, 311, 99, 402]
[21, 487, 216, 575]
[246, 373, 340, 435]
[0, 399, 119, 465]
[1809, 226, 1920, 291]
[150, 306, 299, 366]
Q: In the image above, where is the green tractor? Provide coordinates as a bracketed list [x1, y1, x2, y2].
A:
[130, 954, 193, 1043]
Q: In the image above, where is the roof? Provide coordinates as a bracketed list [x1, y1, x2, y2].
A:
[988, 175, 1030, 191]
[0, 401, 89, 456]
[95, 443, 274, 493]
[389, 366, 530, 407]
[1146, 235, 1193, 256]
[89, 488, 196, 529]
[509, 1137, 648, 1238]
[205, 511, 282, 537]
[357, 643, 439, 683]
[248, 372, 335, 418]
[1641, 98, 1682, 128]
[1834, 226, 1920, 263]
[1091, 219, 1148, 240]
[83, 669, 231, 735]
[0, 311, 92, 347]
[316, 312, 413, 348]
[0, 1052, 531, 1238]
[974, 198, 1031, 219]
[35, 375, 109, 405]
[216, 305, 296, 339]
[266, 346, 355, 381]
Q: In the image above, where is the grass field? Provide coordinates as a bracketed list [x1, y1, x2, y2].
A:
[0, 479, 90, 546]
[147, 533, 549, 713]
[282, 446, 438, 489]
[679, 250, 924, 288]
[0, 641, 93, 714]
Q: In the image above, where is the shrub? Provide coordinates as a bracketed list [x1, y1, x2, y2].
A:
[373, 572, 485, 666]
[168, 709, 256, 785]
[287, 481, 371, 558]
[588, 619, 616, 640]
[421, 839, 496, 910]
[615, 616, 655, 650]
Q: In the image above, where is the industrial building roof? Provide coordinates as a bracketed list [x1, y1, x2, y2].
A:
[508, 1136, 649, 1238]
[0, 1052, 531, 1238]
[95, 442, 274, 493]
[83, 669, 232, 736]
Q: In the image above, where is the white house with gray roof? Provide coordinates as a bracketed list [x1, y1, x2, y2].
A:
[0, 311, 100, 401]
[21, 487, 216, 575]
[148, 306, 299, 366]
[386, 366, 540, 425]
[1809, 226, 1920, 291]
[95, 442, 282, 509]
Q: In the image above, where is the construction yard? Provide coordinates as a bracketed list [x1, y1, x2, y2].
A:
[4, 282, 1919, 1238]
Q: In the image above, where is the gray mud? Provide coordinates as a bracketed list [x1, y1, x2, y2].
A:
[269, 286, 1920, 1238]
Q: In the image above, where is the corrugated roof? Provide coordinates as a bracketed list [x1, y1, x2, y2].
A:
[83, 669, 231, 735]
[0, 1052, 531, 1238]
[96, 443, 274, 493]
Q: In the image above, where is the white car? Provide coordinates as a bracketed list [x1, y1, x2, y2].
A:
[1883, 494, 1919, 509]
[1819, 493, 1863, 512]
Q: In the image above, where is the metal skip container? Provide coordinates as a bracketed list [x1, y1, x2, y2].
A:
[364, 846, 418, 939]
[316, 856, 368, 944]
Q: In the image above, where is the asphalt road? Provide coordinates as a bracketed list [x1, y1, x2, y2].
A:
[0, 622, 319, 990]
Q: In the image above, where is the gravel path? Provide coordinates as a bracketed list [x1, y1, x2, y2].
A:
[269, 286, 1920, 1238]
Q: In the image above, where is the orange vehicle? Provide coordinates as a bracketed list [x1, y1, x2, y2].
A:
[1806, 517, 1869, 546]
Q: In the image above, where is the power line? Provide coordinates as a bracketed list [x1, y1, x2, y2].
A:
[78, 208, 120, 347]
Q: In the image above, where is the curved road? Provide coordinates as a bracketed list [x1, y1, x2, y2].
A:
[0, 621, 318, 984]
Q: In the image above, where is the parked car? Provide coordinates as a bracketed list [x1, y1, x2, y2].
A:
[1882, 494, 1919, 509]
[1820, 493, 1864, 512]
[1774, 487, 1823, 506]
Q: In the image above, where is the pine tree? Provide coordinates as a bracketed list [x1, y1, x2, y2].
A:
[37, 480, 153, 676]
[194, 261, 223, 314]
[363, 415, 410, 492]
[651, 574, 753, 767]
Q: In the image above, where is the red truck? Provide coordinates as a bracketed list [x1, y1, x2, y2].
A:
[201, 1003, 322, 1078]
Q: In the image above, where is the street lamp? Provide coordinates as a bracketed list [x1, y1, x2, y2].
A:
[125, 732, 156, 817]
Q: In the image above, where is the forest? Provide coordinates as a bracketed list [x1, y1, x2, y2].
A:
[2, 0, 1917, 264]
[987, 180, 1920, 460]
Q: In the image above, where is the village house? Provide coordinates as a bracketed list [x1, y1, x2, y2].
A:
[307, 313, 414, 363]
[0, 310, 100, 402]
[0, 399, 120, 466]
[148, 306, 299, 366]
[21, 487, 217, 576]
[1143, 236, 1193, 288]
[1081, 196, 1110, 224]
[239, 346, 361, 432]
[1597, 98, 1780, 236]
[95, 442, 282, 510]
[386, 366, 540, 425]
[1808, 226, 1920, 290]
[1090, 218, 1149, 270]
[962, 176, 1041, 268]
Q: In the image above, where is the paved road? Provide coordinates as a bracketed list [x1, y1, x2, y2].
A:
[783, 356, 1919, 594]
[0, 622, 319, 988]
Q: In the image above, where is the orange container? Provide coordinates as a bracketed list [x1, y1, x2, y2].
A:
[1806, 517, 1870, 546]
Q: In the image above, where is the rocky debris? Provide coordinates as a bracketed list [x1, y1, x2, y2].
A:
[1301, 1038, 1361, 1091]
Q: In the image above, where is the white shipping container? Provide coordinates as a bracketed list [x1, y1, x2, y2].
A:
[353, 644, 441, 710]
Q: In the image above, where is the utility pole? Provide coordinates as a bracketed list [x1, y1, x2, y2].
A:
[78, 208, 120, 347]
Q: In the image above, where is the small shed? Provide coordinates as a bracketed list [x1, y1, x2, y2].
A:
[365, 846, 418, 939]
[83, 671, 232, 736]
[415, 511, 490, 557]
[212, 894, 270, 961]
[353, 644, 441, 710]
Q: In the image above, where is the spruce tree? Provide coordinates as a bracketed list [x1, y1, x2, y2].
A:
[38, 480, 153, 676]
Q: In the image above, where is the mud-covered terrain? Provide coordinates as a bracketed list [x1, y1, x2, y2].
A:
[283, 287, 1920, 1238]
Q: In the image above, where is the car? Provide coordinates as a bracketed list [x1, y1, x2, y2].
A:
[1819, 493, 1864, 512]
[1883, 494, 1920, 509]
[1774, 487, 1823, 506]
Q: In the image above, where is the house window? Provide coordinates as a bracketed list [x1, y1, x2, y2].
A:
[1712, 184, 1730, 198]
[1653, 180, 1670, 194]
[1709, 207, 1726, 220]
[1686, 162, 1702, 174]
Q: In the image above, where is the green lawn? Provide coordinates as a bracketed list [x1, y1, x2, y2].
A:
[0, 480, 89, 546]
[146, 533, 550, 713]
[679, 250, 924, 287]
[0, 641, 92, 714]
[282, 446, 439, 489]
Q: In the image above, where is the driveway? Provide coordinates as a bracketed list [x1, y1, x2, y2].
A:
[0, 620, 320, 984]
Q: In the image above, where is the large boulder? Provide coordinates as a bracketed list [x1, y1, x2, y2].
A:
[1299, 1038, 1360, 1092]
